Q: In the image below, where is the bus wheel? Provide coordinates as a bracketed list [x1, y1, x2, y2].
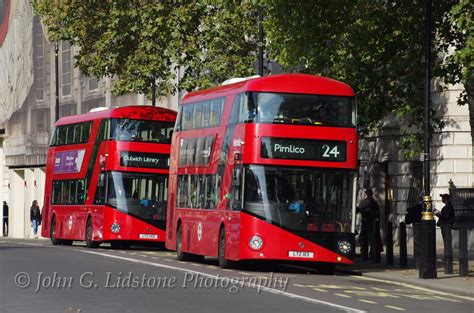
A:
[218, 229, 233, 269]
[61, 240, 73, 246]
[176, 225, 191, 261]
[85, 218, 99, 249]
[50, 217, 61, 245]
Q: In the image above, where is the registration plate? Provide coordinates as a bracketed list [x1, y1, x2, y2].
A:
[288, 251, 314, 258]
[139, 234, 158, 239]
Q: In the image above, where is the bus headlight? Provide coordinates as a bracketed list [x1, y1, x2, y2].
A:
[337, 240, 352, 255]
[249, 235, 264, 251]
[111, 222, 121, 234]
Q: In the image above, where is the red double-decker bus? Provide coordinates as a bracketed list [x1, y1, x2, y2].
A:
[41, 106, 177, 249]
[166, 74, 357, 270]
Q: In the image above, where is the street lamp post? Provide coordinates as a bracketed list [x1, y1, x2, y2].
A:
[419, 0, 437, 279]
[54, 43, 60, 121]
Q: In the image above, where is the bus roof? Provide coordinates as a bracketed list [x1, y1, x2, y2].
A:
[182, 74, 355, 103]
[55, 105, 177, 127]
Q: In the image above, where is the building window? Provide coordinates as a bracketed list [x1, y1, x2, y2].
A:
[61, 41, 72, 96]
[60, 103, 76, 119]
[88, 77, 99, 91]
[34, 109, 50, 132]
[33, 16, 44, 101]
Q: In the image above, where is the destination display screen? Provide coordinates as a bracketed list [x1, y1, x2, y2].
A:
[260, 137, 346, 162]
[120, 152, 169, 169]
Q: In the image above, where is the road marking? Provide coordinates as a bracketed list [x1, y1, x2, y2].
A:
[370, 287, 389, 291]
[351, 275, 474, 302]
[191, 263, 203, 267]
[76, 249, 366, 313]
[335, 293, 351, 298]
[151, 257, 160, 260]
[312, 288, 329, 293]
[239, 272, 252, 276]
[384, 305, 405, 311]
[358, 299, 376, 304]
[433, 296, 462, 303]
[141, 255, 149, 258]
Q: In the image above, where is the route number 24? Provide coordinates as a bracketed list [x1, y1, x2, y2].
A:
[322, 144, 340, 159]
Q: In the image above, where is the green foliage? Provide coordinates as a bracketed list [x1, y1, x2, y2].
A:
[31, 0, 260, 98]
[32, 0, 472, 155]
[262, 0, 472, 154]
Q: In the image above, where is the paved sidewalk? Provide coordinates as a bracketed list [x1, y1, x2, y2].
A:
[347, 247, 474, 298]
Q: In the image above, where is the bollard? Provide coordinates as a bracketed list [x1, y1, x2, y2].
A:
[386, 221, 394, 265]
[413, 223, 421, 269]
[459, 228, 468, 277]
[361, 219, 369, 261]
[399, 222, 408, 268]
[374, 220, 382, 263]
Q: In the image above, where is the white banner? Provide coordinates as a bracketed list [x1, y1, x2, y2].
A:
[0, 0, 33, 124]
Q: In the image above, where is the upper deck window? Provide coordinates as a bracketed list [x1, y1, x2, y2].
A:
[50, 122, 92, 146]
[247, 92, 355, 127]
[110, 119, 174, 143]
[177, 97, 225, 131]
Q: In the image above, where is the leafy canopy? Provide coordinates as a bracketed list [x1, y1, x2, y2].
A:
[33, 0, 472, 152]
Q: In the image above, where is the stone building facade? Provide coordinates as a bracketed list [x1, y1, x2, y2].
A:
[359, 83, 473, 247]
[0, 1, 179, 238]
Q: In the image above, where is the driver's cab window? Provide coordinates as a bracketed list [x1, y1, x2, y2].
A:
[238, 93, 255, 123]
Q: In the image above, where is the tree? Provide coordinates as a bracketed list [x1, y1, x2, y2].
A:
[32, 0, 260, 98]
[437, 0, 474, 138]
[263, 0, 470, 153]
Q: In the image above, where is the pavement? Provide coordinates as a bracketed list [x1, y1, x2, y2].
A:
[347, 244, 474, 298]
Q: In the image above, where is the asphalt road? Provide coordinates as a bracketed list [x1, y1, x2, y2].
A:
[0, 239, 472, 313]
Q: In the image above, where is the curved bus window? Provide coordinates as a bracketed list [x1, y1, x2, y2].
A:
[243, 165, 353, 233]
[106, 171, 168, 226]
[249, 92, 355, 127]
[110, 119, 174, 143]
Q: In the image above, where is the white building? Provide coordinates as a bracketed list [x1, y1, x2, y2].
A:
[0, 0, 179, 238]
[359, 82, 473, 247]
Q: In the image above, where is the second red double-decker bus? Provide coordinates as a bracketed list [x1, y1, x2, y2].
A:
[166, 74, 357, 270]
[41, 105, 177, 248]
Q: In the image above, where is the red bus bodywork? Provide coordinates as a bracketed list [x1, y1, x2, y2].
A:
[42, 106, 177, 247]
[166, 74, 358, 267]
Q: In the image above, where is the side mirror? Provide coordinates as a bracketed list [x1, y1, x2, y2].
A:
[232, 167, 241, 186]
[98, 173, 105, 187]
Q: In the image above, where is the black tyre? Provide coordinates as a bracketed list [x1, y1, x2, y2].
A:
[61, 240, 73, 246]
[85, 218, 99, 248]
[176, 225, 191, 261]
[218, 229, 233, 269]
[50, 217, 61, 245]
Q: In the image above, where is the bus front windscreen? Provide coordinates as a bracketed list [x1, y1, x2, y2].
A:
[107, 171, 168, 228]
[243, 165, 354, 233]
[247, 92, 355, 127]
[110, 119, 174, 143]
